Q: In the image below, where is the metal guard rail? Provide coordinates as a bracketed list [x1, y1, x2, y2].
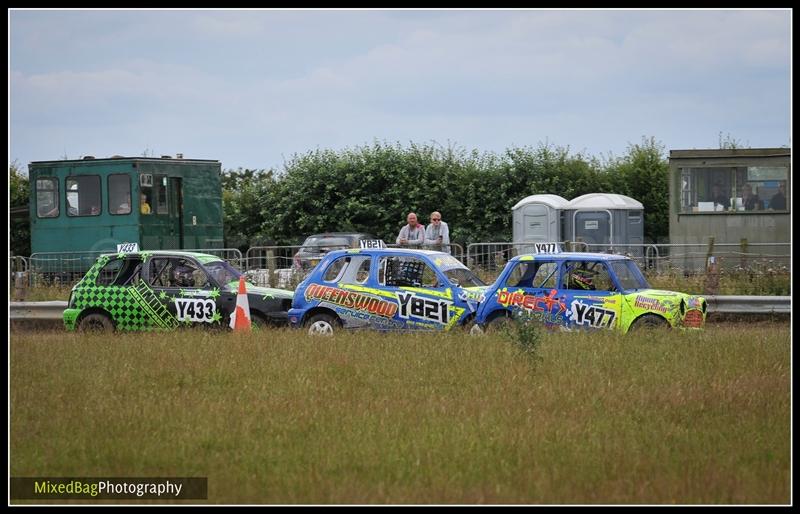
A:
[10, 296, 790, 321]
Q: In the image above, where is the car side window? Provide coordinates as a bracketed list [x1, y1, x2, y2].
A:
[322, 255, 372, 284]
[172, 258, 208, 288]
[323, 256, 349, 283]
[379, 256, 439, 288]
[561, 261, 615, 292]
[504, 262, 532, 287]
[112, 258, 143, 286]
[149, 258, 174, 287]
[96, 258, 124, 286]
[354, 257, 371, 284]
[532, 262, 558, 289]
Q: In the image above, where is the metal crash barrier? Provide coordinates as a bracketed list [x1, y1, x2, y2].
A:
[10, 296, 790, 323]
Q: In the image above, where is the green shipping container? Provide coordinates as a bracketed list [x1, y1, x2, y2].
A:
[29, 156, 224, 261]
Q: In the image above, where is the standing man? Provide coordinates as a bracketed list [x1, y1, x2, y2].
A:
[396, 212, 425, 247]
[741, 183, 761, 211]
[424, 211, 450, 253]
[770, 182, 786, 210]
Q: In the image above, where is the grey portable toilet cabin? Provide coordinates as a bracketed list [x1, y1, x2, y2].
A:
[512, 194, 569, 253]
[563, 193, 644, 254]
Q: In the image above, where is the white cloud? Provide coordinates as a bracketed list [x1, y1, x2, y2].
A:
[9, 9, 791, 169]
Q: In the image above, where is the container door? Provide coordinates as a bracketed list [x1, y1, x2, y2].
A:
[169, 177, 184, 249]
[574, 210, 611, 248]
[520, 204, 551, 254]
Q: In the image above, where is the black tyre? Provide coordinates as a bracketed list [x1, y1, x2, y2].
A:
[485, 313, 513, 334]
[304, 313, 339, 336]
[78, 313, 114, 333]
[631, 314, 668, 331]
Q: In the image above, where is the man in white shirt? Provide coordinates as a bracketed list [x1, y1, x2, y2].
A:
[396, 212, 425, 247]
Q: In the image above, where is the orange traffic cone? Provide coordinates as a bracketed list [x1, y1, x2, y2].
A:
[229, 276, 252, 331]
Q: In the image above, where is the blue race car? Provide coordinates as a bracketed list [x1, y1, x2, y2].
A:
[288, 248, 488, 335]
[472, 252, 706, 334]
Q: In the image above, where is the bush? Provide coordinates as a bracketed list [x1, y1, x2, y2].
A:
[501, 309, 544, 362]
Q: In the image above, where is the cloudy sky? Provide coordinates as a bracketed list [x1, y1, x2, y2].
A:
[9, 9, 791, 171]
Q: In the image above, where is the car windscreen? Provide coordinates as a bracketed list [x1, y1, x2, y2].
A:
[202, 259, 242, 288]
[301, 237, 351, 250]
[609, 260, 649, 291]
[444, 268, 486, 287]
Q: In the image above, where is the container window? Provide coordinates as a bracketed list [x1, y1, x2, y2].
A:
[36, 177, 59, 218]
[108, 174, 132, 215]
[155, 175, 168, 214]
[66, 175, 101, 216]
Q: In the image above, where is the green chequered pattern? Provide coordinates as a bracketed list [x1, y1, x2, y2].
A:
[72, 257, 180, 331]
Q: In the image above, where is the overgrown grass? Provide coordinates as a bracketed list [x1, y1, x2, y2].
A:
[10, 325, 790, 504]
[10, 284, 74, 301]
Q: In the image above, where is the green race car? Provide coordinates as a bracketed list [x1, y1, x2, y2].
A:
[63, 251, 293, 332]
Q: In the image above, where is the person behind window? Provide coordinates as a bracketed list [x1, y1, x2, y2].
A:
[172, 265, 195, 288]
[116, 193, 131, 214]
[424, 211, 450, 253]
[709, 182, 730, 210]
[140, 193, 152, 215]
[770, 183, 786, 210]
[396, 212, 425, 246]
[742, 183, 760, 211]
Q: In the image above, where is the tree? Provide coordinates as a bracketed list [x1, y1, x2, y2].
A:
[601, 137, 669, 242]
[10, 161, 31, 256]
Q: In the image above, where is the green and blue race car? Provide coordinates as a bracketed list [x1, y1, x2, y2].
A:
[472, 251, 707, 334]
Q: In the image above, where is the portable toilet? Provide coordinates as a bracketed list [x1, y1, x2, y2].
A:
[563, 193, 644, 254]
[512, 194, 569, 253]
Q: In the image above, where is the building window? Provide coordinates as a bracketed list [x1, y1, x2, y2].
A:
[679, 166, 789, 213]
[155, 175, 168, 214]
[66, 175, 101, 216]
[36, 177, 59, 218]
[108, 174, 132, 215]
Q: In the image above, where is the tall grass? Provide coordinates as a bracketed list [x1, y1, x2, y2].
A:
[10, 325, 790, 504]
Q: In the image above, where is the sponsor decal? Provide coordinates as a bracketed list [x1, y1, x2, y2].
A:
[634, 295, 669, 314]
[174, 298, 216, 323]
[335, 307, 404, 329]
[458, 289, 486, 303]
[305, 284, 398, 318]
[567, 299, 616, 329]
[396, 291, 452, 324]
[496, 289, 567, 315]
[683, 309, 704, 328]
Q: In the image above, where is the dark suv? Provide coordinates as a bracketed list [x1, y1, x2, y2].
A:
[293, 232, 376, 271]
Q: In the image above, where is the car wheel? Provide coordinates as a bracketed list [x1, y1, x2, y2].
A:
[486, 313, 513, 334]
[469, 324, 486, 336]
[78, 313, 114, 333]
[305, 313, 338, 336]
[631, 314, 668, 331]
[250, 313, 269, 330]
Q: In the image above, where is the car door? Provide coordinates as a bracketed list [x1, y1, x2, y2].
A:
[145, 255, 223, 327]
[495, 258, 569, 328]
[375, 254, 460, 331]
[558, 259, 622, 330]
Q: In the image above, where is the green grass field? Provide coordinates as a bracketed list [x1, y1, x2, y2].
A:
[10, 325, 790, 504]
